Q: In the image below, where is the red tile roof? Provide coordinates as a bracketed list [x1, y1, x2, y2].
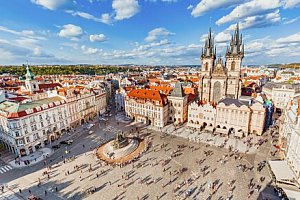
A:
[127, 89, 167, 106]
[39, 83, 62, 90]
[149, 86, 173, 95]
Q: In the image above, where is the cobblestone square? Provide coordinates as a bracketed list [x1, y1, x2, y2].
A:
[1, 119, 279, 200]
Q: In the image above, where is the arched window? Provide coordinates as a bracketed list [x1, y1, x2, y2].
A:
[231, 61, 235, 71]
[205, 62, 208, 71]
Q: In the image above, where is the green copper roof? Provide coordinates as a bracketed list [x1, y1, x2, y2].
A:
[25, 65, 35, 80]
[0, 96, 64, 114]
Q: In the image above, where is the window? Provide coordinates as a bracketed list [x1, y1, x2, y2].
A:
[26, 137, 30, 143]
[205, 62, 208, 71]
[231, 61, 235, 71]
[15, 131, 20, 137]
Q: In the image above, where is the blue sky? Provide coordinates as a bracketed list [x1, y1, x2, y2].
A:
[0, 0, 300, 65]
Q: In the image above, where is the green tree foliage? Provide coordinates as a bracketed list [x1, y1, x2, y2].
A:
[0, 65, 141, 76]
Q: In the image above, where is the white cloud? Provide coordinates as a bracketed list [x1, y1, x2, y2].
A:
[0, 26, 46, 40]
[81, 45, 101, 54]
[216, 0, 282, 25]
[187, 5, 194, 10]
[31, 0, 68, 10]
[226, 10, 281, 30]
[145, 27, 175, 42]
[66, 10, 113, 25]
[191, 0, 245, 17]
[112, 0, 139, 20]
[283, 16, 300, 24]
[215, 32, 231, 43]
[61, 42, 78, 49]
[58, 24, 83, 40]
[147, 0, 178, 2]
[284, 0, 300, 8]
[277, 32, 300, 43]
[101, 13, 113, 24]
[15, 38, 39, 48]
[89, 34, 107, 42]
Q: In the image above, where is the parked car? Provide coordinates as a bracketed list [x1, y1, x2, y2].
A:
[88, 130, 94, 135]
[51, 144, 60, 149]
[99, 117, 108, 122]
[87, 123, 95, 129]
[60, 140, 73, 145]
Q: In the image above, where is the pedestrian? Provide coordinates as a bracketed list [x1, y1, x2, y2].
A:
[55, 187, 58, 192]
[29, 189, 31, 194]
[45, 190, 47, 196]
[19, 188, 22, 193]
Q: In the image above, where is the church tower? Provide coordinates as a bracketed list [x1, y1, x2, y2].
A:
[225, 23, 244, 99]
[24, 65, 39, 93]
[201, 28, 216, 76]
[199, 28, 216, 102]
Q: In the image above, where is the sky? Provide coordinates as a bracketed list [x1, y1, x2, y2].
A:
[0, 0, 300, 66]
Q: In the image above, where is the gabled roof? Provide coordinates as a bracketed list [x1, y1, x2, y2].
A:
[127, 89, 167, 106]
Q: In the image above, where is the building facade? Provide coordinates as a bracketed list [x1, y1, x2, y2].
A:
[125, 89, 168, 128]
[187, 98, 266, 137]
[199, 24, 244, 103]
[279, 99, 300, 185]
[262, 82, 300, 110]
[167, 82, 188, 124]
[0, 96, 70, 156]
[187, 101, 216, 132]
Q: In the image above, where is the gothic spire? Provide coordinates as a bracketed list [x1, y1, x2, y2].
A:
[226, 23, 244, 58]
[202, 27, 216, 59]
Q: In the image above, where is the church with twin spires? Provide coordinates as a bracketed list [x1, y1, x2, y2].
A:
[198, 24, 244, 103]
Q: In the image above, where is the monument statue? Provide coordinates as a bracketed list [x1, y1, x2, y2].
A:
[113, 131, 128, 149]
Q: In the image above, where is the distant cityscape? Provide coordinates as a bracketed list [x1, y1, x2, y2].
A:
[1, 0, 300, 199]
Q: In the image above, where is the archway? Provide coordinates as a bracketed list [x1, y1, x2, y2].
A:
[229, 128, 235, 135]
[212, 81, 221, 103]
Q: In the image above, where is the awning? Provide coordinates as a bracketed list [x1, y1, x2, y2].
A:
[205, 126, 214, 131]
[235, 131, 244, 138]
[215, 128, 228, 135]
[282, 188, 300, 200]
[268, 160, 295, 182]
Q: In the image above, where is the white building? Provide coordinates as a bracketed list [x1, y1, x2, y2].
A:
[125, 89, 168, 128]
[262, 82, 300, 110]
[115, 88, 127, 111]
[187, 102, 216, 132]
[0, 96, 70, 156]
[167, 82, 188, 124]
[280, 99, 300, 185]
[187, 97, 266, 137]
[57, 87, 107, 127]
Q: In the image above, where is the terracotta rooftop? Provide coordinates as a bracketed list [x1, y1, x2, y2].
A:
[127, 89, 167, 106]
[39, 83, 62, 90]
